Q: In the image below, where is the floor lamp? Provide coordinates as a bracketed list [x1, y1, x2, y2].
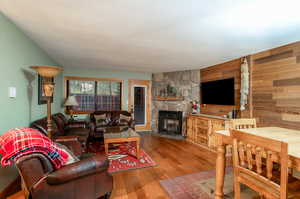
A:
[31, 65, 63, 138]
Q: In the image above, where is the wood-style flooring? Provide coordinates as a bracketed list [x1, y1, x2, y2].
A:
[110, 134, 217, 199]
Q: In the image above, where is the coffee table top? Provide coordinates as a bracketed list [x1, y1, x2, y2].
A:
[104, 128, 140, 139]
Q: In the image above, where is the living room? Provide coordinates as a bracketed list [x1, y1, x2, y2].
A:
[1, 1, 300, 199]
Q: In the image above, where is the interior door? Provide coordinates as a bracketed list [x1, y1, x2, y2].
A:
[128, 80, 151, 131]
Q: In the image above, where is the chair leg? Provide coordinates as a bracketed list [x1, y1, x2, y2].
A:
[234, 182, 241, 199]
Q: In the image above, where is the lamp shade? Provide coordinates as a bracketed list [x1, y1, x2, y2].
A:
[64, 96, 79, 106]
[31, 65, 63, 77]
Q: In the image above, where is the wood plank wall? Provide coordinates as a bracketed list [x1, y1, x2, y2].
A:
[200, 58, 242, 116]
[252, 41, 300, 129]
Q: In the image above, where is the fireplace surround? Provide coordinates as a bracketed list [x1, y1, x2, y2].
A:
[158, 110, 183, 135]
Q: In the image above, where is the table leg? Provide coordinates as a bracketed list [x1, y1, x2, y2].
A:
[136, 139, 140, 159]
[215, 144, 226, 199]
[104, 142, 109, 155]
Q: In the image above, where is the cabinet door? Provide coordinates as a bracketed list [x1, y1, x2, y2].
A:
[208, 120, 224, 149]
[195, 118, 210, 146]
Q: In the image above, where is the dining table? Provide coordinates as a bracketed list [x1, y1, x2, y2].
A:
[214, 127, 300, 199]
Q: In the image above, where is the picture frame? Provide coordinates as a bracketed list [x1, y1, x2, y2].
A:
[38, 75, 54, 105]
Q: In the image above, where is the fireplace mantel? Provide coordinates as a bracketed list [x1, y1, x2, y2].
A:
[153, 96, 184, 101]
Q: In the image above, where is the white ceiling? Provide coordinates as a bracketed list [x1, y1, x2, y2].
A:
[1, 0, 300, 73]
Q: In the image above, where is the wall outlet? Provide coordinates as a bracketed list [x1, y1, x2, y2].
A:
[9, 87, 16, 98]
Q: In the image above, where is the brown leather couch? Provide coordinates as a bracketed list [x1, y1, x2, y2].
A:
[31, 113, 89, 147]
[16, 153, 113, 199]
[90, 111, 135, 138]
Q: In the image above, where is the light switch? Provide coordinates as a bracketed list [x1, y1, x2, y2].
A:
[9, 87, 16, 98]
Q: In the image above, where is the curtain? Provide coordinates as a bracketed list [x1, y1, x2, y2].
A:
[96, 81, 121, 111]
[68, 80, 121, 111]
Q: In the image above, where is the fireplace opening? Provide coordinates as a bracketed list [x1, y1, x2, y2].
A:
[158, 110, 183, 135]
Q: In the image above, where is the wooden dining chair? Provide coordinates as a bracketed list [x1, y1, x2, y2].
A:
[231, 118, 257, 130]
[231, 129, 300, 199]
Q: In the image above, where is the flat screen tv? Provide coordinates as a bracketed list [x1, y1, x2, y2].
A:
[201, 78, 235, 105]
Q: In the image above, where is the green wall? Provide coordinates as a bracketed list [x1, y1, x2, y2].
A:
[63, 67, 152, 112]
[0, 12, 65, 192]
[0, 13, 64, 134]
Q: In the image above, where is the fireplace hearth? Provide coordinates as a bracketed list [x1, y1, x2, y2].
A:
[158, 110, 183, 135]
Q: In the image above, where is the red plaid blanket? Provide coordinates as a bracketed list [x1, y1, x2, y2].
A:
[0, 128, 69, 169]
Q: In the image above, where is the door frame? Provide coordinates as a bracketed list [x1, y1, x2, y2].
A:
[128, 80, 151, 131]
[133, 85, 147, 126]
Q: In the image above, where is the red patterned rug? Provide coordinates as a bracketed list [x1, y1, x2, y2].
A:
[160, 167, 257, 199]
[88, 141, 157, 174]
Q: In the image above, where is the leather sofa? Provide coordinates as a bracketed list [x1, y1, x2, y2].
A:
[31, 113, 89, 148]
[90, 111, 135, 138]
[16, 153, 113, 199]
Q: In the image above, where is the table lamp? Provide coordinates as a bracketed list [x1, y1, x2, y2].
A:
[64, 95, 79, 120]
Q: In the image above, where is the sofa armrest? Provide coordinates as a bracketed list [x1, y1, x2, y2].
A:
[46, 154, 109, 185]
[54, 136, 82, 156]
[129, 119, 136, 130]
[54, 136, 78, 142]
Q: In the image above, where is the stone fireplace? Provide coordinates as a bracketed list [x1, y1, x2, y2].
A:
[152, 70, 200, 136]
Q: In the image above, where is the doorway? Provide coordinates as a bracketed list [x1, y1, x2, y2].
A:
[128, 80, 151, 131]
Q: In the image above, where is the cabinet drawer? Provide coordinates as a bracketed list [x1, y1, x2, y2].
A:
[197, 128, 208, 136]
[196, 136, 208, 145]
[195, 119, 210, 127]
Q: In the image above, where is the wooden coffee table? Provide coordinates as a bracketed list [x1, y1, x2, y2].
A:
[103, 128, 141, 159]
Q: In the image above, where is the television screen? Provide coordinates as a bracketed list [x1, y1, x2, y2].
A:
[201, 78, 235, 105]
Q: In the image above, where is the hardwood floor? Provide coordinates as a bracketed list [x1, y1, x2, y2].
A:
[110, 134, 217, 199]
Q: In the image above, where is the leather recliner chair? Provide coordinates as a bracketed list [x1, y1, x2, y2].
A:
[16, 153, 113, 199]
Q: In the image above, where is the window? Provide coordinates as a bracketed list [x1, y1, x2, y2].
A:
[66, 77, 122, 113]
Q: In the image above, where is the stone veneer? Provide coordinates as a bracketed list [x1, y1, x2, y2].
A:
[152, 70, 200, 136]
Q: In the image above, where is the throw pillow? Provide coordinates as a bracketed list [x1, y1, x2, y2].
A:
[94, 114, 109, 126]
[120, 114, 132, 122]
[119, 114, 132, 126]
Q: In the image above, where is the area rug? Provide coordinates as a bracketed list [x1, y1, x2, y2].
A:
[88, 141, 157, 174]
[160, 167, 258, 199]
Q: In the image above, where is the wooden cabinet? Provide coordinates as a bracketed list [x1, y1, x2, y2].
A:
[187, 114, 228, 151]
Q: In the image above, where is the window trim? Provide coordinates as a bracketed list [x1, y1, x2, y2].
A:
[64, 76, 124, 114]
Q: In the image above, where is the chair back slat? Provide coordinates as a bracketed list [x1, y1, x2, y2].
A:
[267, 151, 274, 179]
[255, 147, 262, 174]
[231, 118, 257, 130]
[246, 144, 253, 170]
[238, 142, 246, 166]
[231, 129, 288, 199]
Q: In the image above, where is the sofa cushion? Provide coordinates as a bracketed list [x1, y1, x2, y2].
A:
[31, 118, 61, 137]
[64, 128, 88, 144]
[52, 114, 67, 136]
[65, 128, 89, 137]
[56, 113, 69, 125]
